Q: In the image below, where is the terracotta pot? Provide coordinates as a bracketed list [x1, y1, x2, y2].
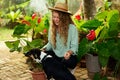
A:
[31, 71, 46, 80]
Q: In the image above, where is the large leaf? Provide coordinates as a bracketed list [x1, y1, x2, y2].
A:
[5, 40, 21, 52]
[93, 73, 100, 80]
[107, 10, 119, 37]
[23, 39, 44, 53]
[44, 14, 50, 28]
[29, 39, 44, 48]
[106, 10, 119, 22]
[77, 38, 89, 61]
[96, 42, 110, 67]
[7, 9, 21, 22]
[110, 39, 120, 60]
[81, 19, 103, 30]
[98, 26, 109, 39]
[95, 11, 108, 20]
[13, 24, 31, 36]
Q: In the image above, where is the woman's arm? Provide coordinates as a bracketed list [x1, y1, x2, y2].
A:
[69, 24, 79, 55]
[64, 24, 79, 59]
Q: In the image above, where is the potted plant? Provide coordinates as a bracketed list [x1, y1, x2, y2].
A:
[73, 6, 120, 79]
[5, 13, 50, 80]
[26, 54, 46, 80]
[80, 30, 101, 79]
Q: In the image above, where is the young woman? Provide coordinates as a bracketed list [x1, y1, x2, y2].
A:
[42, 2, 79, 79]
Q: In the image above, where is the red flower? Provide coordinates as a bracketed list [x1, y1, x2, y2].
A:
[32, 13, 36, 20]
[86, 30, 96, 41]
[21, 20, 31, 26]
[43, 29, 47, 33]
[75, 15, 81, 20]
[37, 17, 41, 23]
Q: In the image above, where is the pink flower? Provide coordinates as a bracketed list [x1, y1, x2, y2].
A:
[75, 15, 81, 20]
[86, 30, 96, 41]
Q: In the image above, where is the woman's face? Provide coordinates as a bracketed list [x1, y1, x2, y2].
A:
[52, 11, 60, 26]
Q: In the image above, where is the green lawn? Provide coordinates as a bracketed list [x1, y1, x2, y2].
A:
[0, 27, 15, 41]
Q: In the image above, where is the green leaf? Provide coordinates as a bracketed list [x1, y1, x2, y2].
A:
[81, 19, 103, 30]
[93, 73, 100, 80]
[23, 45, 31, 53]
[93, 72, 108, 80]
[30, 39, 43, 48]
[95, 26, 104, 38]
[77, 38, 89, 61]
[105, 2, 112, 10]
[5, 40, 21, 52]
[106, 10, 119, 22]
[98, 51, 109, 67]
[99, 26, 109, 39]
[95, 11, 108, 20]
[110, 39, 120, 60]
[5, 41, 14, 49]
[44, 15, 50, 28]
[97, 42, 110, 67]
[107, 10, 119, 37]
[13, 24, 31, 36]
[23, 39, 44, 53]
[7, 9, 21, 22]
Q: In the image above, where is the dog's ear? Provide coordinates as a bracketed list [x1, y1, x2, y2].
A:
[36, 49, 41, 59]
[24, 51, 31, 57]
[31, 48, 41, 59]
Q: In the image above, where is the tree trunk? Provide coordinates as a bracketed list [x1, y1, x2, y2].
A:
[83, 0, 96, 20]
[65, 0, 68, 4]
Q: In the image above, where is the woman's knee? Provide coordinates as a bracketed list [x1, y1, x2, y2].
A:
[63, 55, 77, 69]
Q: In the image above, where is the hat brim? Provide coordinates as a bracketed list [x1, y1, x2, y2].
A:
[48, 7, 72, 15]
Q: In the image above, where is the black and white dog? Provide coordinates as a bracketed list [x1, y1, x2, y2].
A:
[25, 48, 76, 80]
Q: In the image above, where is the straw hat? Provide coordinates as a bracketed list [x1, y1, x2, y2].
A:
[48, 2, 72, 14]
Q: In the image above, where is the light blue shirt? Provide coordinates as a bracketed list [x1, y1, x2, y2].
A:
[43, 24, 78, 57]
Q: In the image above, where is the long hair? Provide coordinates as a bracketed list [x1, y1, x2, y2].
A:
[50, 11, 74, 48]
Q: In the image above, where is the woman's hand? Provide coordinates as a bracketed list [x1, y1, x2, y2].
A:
[64, 50, 73, 60]
[40, 48, 46, 52]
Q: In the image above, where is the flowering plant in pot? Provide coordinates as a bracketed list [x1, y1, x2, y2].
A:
[81, 29, 101, 79]
[73, 0, 120, 79]
[75, 9, 120, 79]
[5, 13, 50, 80]
[5, 12, 49, 53]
